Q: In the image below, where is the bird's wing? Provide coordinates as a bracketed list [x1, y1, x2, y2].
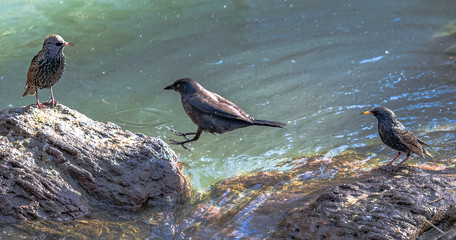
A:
[392, 125, 427, 158]
[187, 92, 253, 122]
[25, 54, 41, 85]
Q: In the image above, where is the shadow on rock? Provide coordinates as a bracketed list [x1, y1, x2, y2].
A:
[0, 104, 192, 223]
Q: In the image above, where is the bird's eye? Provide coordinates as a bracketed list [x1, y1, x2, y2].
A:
[55, 42, 63, 46]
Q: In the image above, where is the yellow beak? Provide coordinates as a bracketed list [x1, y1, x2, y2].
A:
[361, 111, 372, 115]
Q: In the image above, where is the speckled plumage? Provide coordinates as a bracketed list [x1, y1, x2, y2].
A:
[362, 106, 433, 166]
[22, 34, 73, 108]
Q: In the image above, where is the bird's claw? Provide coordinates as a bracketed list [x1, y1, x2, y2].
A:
[167, 138, 190, 151]
[36, 103, 45, 109]
[47, 99, 59, 107]
[393, 162, 407, 169]
[170, 129, 191, 140]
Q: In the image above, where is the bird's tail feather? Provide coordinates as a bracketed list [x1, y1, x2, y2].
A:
[417, 138, 434, 159]
[423, 148, 433, 158]
[417, 138, 431, 148]
[252, 119, 286, 128]
[22, 86, 36, 97]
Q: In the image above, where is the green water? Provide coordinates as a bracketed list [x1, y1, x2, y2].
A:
[1, 0, 456, 189]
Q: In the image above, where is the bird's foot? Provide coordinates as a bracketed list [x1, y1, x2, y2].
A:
[169, 129, 195, 140]
[47, 99, 59, 107]
[393, 163, 408, 170]
[36, 103, 45, 109]
[167, 138, 191, 151]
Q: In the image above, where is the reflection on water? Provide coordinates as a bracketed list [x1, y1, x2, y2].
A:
[0, 0, 455, 238]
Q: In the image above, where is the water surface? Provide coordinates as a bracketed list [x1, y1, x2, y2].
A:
[0, 0, 455, 238]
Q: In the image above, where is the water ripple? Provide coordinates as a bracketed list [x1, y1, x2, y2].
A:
[108, 107, 170, 128]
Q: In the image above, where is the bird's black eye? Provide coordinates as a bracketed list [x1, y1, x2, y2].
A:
[55, 42, 63, 46]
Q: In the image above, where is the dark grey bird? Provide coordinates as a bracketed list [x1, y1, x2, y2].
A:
[22, 34, 73, 109]
[362, 106, 433, 166]
[164, 78, 286, 149]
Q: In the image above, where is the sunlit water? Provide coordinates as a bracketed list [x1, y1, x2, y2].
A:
[0, 0, 455, 238]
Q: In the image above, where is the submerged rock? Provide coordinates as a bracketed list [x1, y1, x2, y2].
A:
[0, 103, 191, 223]
[434, 19, 456, 55]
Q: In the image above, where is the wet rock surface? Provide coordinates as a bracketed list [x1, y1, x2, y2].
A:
[280, 166, 456, 240]
[0, 103, 191, 223]
[173, 156, 456, 240]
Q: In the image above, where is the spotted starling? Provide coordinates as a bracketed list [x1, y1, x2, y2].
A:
[22, 34, 73, 109]
[362, 106, 433, 166]
[164, 78, 287, 149]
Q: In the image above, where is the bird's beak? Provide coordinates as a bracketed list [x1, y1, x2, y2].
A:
[164, 84, 174, 90]
[64, 42, 74, 46]
[361, 111, 373, 115]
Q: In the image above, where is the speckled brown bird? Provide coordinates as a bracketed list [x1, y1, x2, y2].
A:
[22, 34, 73, 109]
[362, 106, 433, 166]
[164, 78, 286, 150]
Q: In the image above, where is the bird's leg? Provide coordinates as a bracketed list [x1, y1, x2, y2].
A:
[170, 128, 197, 140]
[35, 90, 45, 109]
[168, 128, 202, 150]
[388, 152, 401, 165]
[396, 154, 411, 167]
[47, 87, 59, 107]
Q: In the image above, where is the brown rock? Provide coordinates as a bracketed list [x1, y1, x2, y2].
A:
[279, 166, 456, 240]
[0, 103, 191, 223]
